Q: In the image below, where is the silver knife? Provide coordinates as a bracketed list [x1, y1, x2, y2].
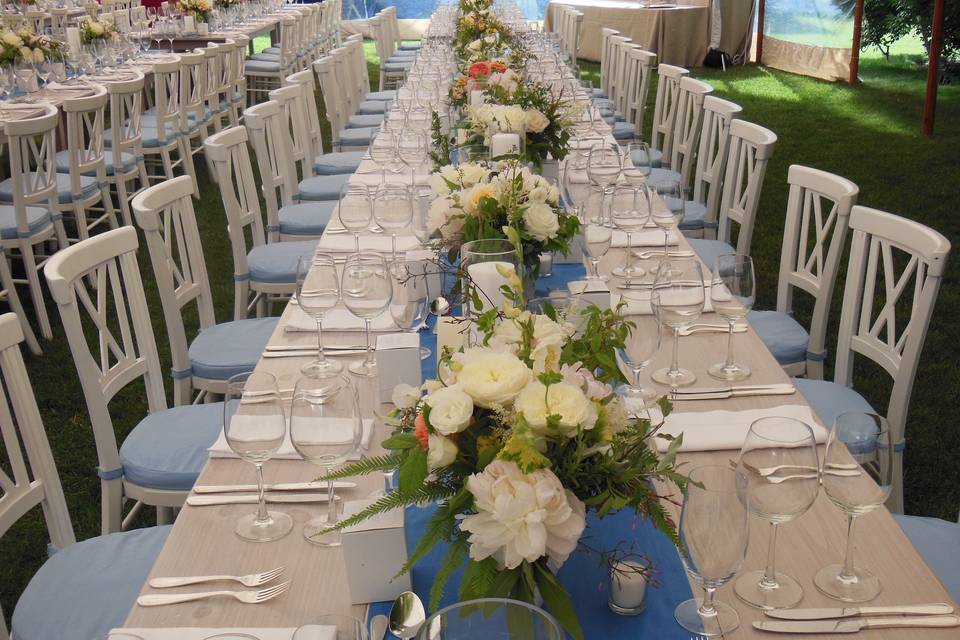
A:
[264, 344, 367, 352]
[186, 493, 339, 506]
[753, 614, 960, 633]
[670, 383, 796, 401]
[193, 481, 357, 494]
[262, 349, 366, 358]
[765, 603, 954, 620]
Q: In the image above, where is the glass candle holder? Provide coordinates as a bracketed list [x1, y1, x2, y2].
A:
[609, 560, 648, 616]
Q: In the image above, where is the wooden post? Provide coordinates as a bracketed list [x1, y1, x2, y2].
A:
[923, 0, 946, 135]
[756, 0, 766, 63]
[849, 0, 864, 84]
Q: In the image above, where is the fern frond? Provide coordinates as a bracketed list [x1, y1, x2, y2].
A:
[429, 534, 469, 610]
[318, 453, 402, 481]
[399, 489, 471, 576]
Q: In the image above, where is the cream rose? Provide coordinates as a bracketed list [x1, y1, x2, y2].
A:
[391, 383, 421, 409]
[2, 32, 22, 47]
[458, 162, 488, 186]
[89, 22, 104, 36]
[514, 380, 597, 438]
[523, 202, 560, 241]
[494, 105, 526, 134]
[524, 109, 550, 134]
[461, 182, 498, 216]
[427, 196, 457, 233]
[489, 312, 565, 372]
[467, 38, 483, 51]
[426, 386, 474, 435]
[427, 433, 458, 469]
[459, 460, 586, 569]
[455, 348, 532, 408]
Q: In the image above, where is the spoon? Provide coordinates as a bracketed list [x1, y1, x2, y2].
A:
[370, 614, 389, 640]
[389, 591, 426, 639]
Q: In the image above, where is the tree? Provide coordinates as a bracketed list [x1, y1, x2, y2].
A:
[850, 0, 960, 60]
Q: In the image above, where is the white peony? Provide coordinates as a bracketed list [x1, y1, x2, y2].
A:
[455, 347, 532, 408]
[523, 202, 560, 241]
[458, 162, 489, 186]
[524, 109, 550, 134]
[459, 460, 586, 569]
[430, 166, 458, 195]
[461, 182, 499, 216]
[426, 386, 474, 435]
[391, 383, 421, 409]
[493, 105, 527, 134]
[2, 32, 22, 48]
[427, 196, 458, 233]
[427, 433, 458, 469]
[489, 312, 565, 372]
[513, 380, 598, 438]
[421, 379, 445, 394]
[89, 22, 104, 36]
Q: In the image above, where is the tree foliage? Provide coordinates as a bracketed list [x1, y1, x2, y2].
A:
[851, 0, 960, 60]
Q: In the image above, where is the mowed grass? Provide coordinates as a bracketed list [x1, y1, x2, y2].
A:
[1, 39, 959, 625]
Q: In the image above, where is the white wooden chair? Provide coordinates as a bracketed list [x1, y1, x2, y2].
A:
[748, 166, 859, 379]
[596, 28, 619, 99]
[177, 50, 206, 194]
[794, 206, 950, 515]
[688, 119, 778, 267]
[100, 72, 150, 227]
[245, 16, 296, 103]
[0, 312, 172, 640]
[0, 249, 39, 355]
[133, 56, 194, 189]
[648, 76, 714, 188]
[649, 63, 689, 167]
[619, 47, 657, 143]
[207, 40, 234, 132]
[346, 34, 395, 102]
[370, 13, 410, 91]
[313, 55, 376, 150]
[596, 36, 631, 125]
[227, 34, 249, 125]
[132, 175, 279, 405]
[203, 125, 318, 319]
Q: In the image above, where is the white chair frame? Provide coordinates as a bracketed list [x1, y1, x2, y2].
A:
[650, 63, 689, 163]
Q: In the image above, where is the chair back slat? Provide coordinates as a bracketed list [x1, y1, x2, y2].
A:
[244, 101, 298, 239]
[716, 119, 777, 256]
[690, 95, 741, 226]
[650, 63, 688, 159]
[668, 77, 713, 188]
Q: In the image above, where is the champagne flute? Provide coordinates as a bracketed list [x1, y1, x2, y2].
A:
[675, 465, 750, 636]
[397, 129, 425, 177]
[609, 184, 651, 282]
[615, 293, 660, 413]
[390, 259, 431, 360]
[290, 373, 362, 546]
[651, 180, 685, 261]
[735, 417, 820, 609]
[338, 183, 372, 253]
[708, 255, 755, 381]
[814, 412, 893, 602]
[650, 259, 704, 387]
[373, 183, 413, 264]
[223, 371, 292, 542]
[342, 252, 393, 377]
[296, 256, 342, 376]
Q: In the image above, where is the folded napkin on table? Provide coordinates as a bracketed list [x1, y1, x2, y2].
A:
[655, 405, 826, 453]
[316, 234, 421, 254]
[283, 306, 397, 333]
[209, 416, 375, 460]
[611, 228, 679, 247]
[110, 629, 331, 640]
[611, 289, 714, 314]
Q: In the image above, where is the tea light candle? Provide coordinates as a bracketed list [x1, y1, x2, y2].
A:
[466, 260, 512, 311]
[608, 560, 648, 615]
[490, 132, 521, 158]
[470, 90, 485, 108]
[539, 252, 553, 277]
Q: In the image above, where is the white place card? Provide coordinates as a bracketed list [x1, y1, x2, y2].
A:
[376, 333, 422, 400]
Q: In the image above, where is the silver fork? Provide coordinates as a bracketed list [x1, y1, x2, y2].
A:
[136, 580, 291, 607]
[633, 249, 696, 260]
[148, 566, 285, 589]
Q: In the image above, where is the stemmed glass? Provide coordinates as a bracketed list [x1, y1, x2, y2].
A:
[369, 131, 396, 185]
[623, 140, 652, 190]
[223, 371, 292, 542]
[296, 256, 342, 376]
[290, 373, 362, 546]
[615, 293, 660, 413]
[814, 412, 893, 602]
[609, 184, 651, 283]
[412, 186, 434, 248]
[390, 260, 431, 360]
[708, 255, 755, 381]
[338, 183, 372, 253]
[735, 417, 820, 609]
[586, 145, 621, 223]
[651, 180, 685, 261]
[373, 184, 413, 264]
[578, 216, 611, 282]
[342, 252, 393, 377]
[397, 130, 425, 178]
[675, 465, 751, 636]
[650, 259, 704, 387]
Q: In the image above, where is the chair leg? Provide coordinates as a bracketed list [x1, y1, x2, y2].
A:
[115, 176, 133, 227]
[101, 188, 119, 229]
[102, 477, 124, 534]
[156, 505, 175, 525]
[2, 257, 41, 355]
[180, 138, 200, 196]
[234, 281, 248, 320]
[19, 241, 52, 340]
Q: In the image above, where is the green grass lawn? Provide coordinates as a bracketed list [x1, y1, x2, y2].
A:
[1, 40, 959, 625]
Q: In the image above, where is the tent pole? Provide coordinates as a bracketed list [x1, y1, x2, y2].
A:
[923, 0, 946, 135]
[849, 0, 864, 84]
[756, 0, 765, 63]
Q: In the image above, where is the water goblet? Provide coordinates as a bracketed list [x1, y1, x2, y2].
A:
[651, 180, 685, 261]
[578, 220, 611, 282]
[615, 292, 661, 413]
[609, 184, 651, 282]
[296, 255, 342, 377]
[650, 258, 704, 387]
[708, 254, 755, 381]
[373, 183, 413, 264]
[623, 140, 652, 189]
[369, 131, 396, 185]
[389, 260, 431, 360]
[586, 145, 621, 220]
[341, 252, 393, 377]
[338, 183, 372, 253]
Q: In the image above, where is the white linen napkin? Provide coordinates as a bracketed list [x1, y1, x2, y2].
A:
[283, 307, 397, 333]
[209, 417, 375, 460]
[611, 289, 714, 314]
[655, 405, 826, 453]
[109, 628, 329, 640]
[611, 228, 679, 247]
[316, 235, 422, 253]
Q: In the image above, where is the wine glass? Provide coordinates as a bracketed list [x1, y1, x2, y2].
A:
[397, 129, 425, 176]
[609, 184, 651, 282]
[223, 371, 292, 542]
[369, 131, 396, 185]
[708, 255, 755, 381]
[578, 218, 611, 282]
[814, 412, 893, 602]
[734, 417, 820, 609]
[650, 259, 704, 387]
[675, 465, 750, 636]
[338, 183, 372, 253]
[615, 292, 661, 414]
[293, 615, 368, 640]
[651, 180, 685, 261]
[412, 186, 434, 248]
[390, 260, 431, 360]
[290, 373, 362, 546]
[373, 183, 413, 264]
[586, 145, 621, 221]
[296, 256, 342, 377]
[341, 252, 393, 377]
[623, 140, 652, 189]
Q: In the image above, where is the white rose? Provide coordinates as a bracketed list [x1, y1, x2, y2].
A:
[514, 380, 597, 438]
[524, 109, 550, 134]
[430, 165, 460, 195]
[461, 182, 499, 216]
[459, 460, 586, 569]
[458, 162, 488, 186]
[495, 105, 526, 134]
[427, 433, 458, 469]
[89, 22, 104, 36]
[391, 383, 421, 409]
[528, 183, 551, 203]
[469, 103, 495, 126]
[523, 202, 560, 242]
[426, 386, 474, 435]
[468, 38, 483, 51]
[455, 347, 532, 408]
[438, 215, 465, 241]
[490, 312, 565, 372]
[421, 379, 444, 394]
[427, 196, 457, 233]
[2, 32, 22, 48]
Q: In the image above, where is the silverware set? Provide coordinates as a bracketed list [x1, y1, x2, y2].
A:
[727, 459, 862, 482]
[755, 603, 958, 634]
[138, 567, 289, 607]
[670, 383, 796, 401]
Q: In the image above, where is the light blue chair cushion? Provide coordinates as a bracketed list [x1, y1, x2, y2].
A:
[262, 46, 281, 55]
[56, 149, 137, 176]
[189, 317, 279, 380]
[347, 113, 385, 128]
[249, 52, 281, 61]
[612, 121, 636, 140]
[594, 97, 614, 109]
[247, 239, 319, 283]
[245, 59, 282, 72]
[358, 100, 389, 115]
[388, 52, 418, 61]
[688, 238, 735, 268]
[12, 526, 172, 640]
[748, 309, 810, 366]
[648, 167, 681, 186]
[279, 201, 336, 236]
[315, 150, 365, 175]
[383, 61, 412, 73]
[895, 514, 960, 603]
[119, 402, 223, 490]
[793, 378, 875, 428]
[678, 200, 706, 231]
[591, 87, 607, 98]
[399, 43, 421, 51]
[366, 90, 396, 101]
[106, 124, 179, 149]
[339, 126, 377, 147]
[296, 174, 352, 201]
[649, 148, 664, 168]
[0, 205, 51, 239]
[0, 173, 99, 205]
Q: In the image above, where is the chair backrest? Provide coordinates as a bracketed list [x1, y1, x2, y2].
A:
[716, 119, 777, 256]
[605, 35, 631, 107]
[777, 165, 859, 376]
[43, 227, 167, 509]
[50, 7, 71, 35]
[269, 82, 314, 180]
[346, 38, 369, 106]
[243, 100, 299, 240]
[331, 46, 358, 117]
[179, 50, 206, 133]
[231, 34, 249, 98]
[198, 44, 222, 117]
[131, 175, 216, 390]
[690, 95, 741, 226]
[622, 47, 656, 137]
[287, 68, 326, 160]
[0, 311, 76, 636]
[668, 77, 713, 189]
[313, 56, 344, 143]
[612, 39, 639, 118]
[148, 57, 183, 147]
[3, 107, 59, 231]
[650, 63, 689, 158]
[275, 17, 297, 68]
[112, 9, 131, 31]
[598, 28, 619, 97]
[215, 39, 235, 98]
[62, 85, 110, 194]
[103, 72, 146, 178]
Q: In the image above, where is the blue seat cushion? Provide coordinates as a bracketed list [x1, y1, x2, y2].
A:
[245, 59, 282, 72]
[12, 526, 172, 640]
[649, 148, 664, 168]
[249, 52, 280, 61]
[648, 167, 681, 187]
[358, 100, 389, 115]
[388, 52, 418, 61]
[594, 97, 614, 109]
[678, 200, 706, 231]
[794, 378, 875, 429]
[612, 121, 636, 140]
[0, 204, 51, 239]
[190, 317, 279, 380]
[384, 61, 412, 73]
[591, 87, 607, 98]
[399, 43, 420, 51]
[106, 124, 178, 149]
[895, 514, 960, 604]
[748, 310, 810, 366]
[339, 126, 377, 147]
[296, 174, 351, 201]
[56, 149, 137, 176]
[247, 239, 319, 283]
[347, 113, 385, 128]
[315, 150, 365, 175]
[365, 90, 396, 101]
[0, 173, 100, 205]
[261, 46, 281, 54]
[119, 402, 224, 490]
[688, 238, 735, 268]
[279, 201, 336, 236]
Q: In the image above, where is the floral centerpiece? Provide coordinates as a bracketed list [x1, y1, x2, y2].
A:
[324, 272, 686, 640]
[0, 27, 66, 65]
[454, 1, 512, 63]
[214, 0, 241, 7]
[79, 18, 116, 44]
[178, 0, 213, 24]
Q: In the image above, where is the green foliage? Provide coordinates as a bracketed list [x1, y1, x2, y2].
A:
[858, 0, 960, 59]
[560, 303, 632, 386]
